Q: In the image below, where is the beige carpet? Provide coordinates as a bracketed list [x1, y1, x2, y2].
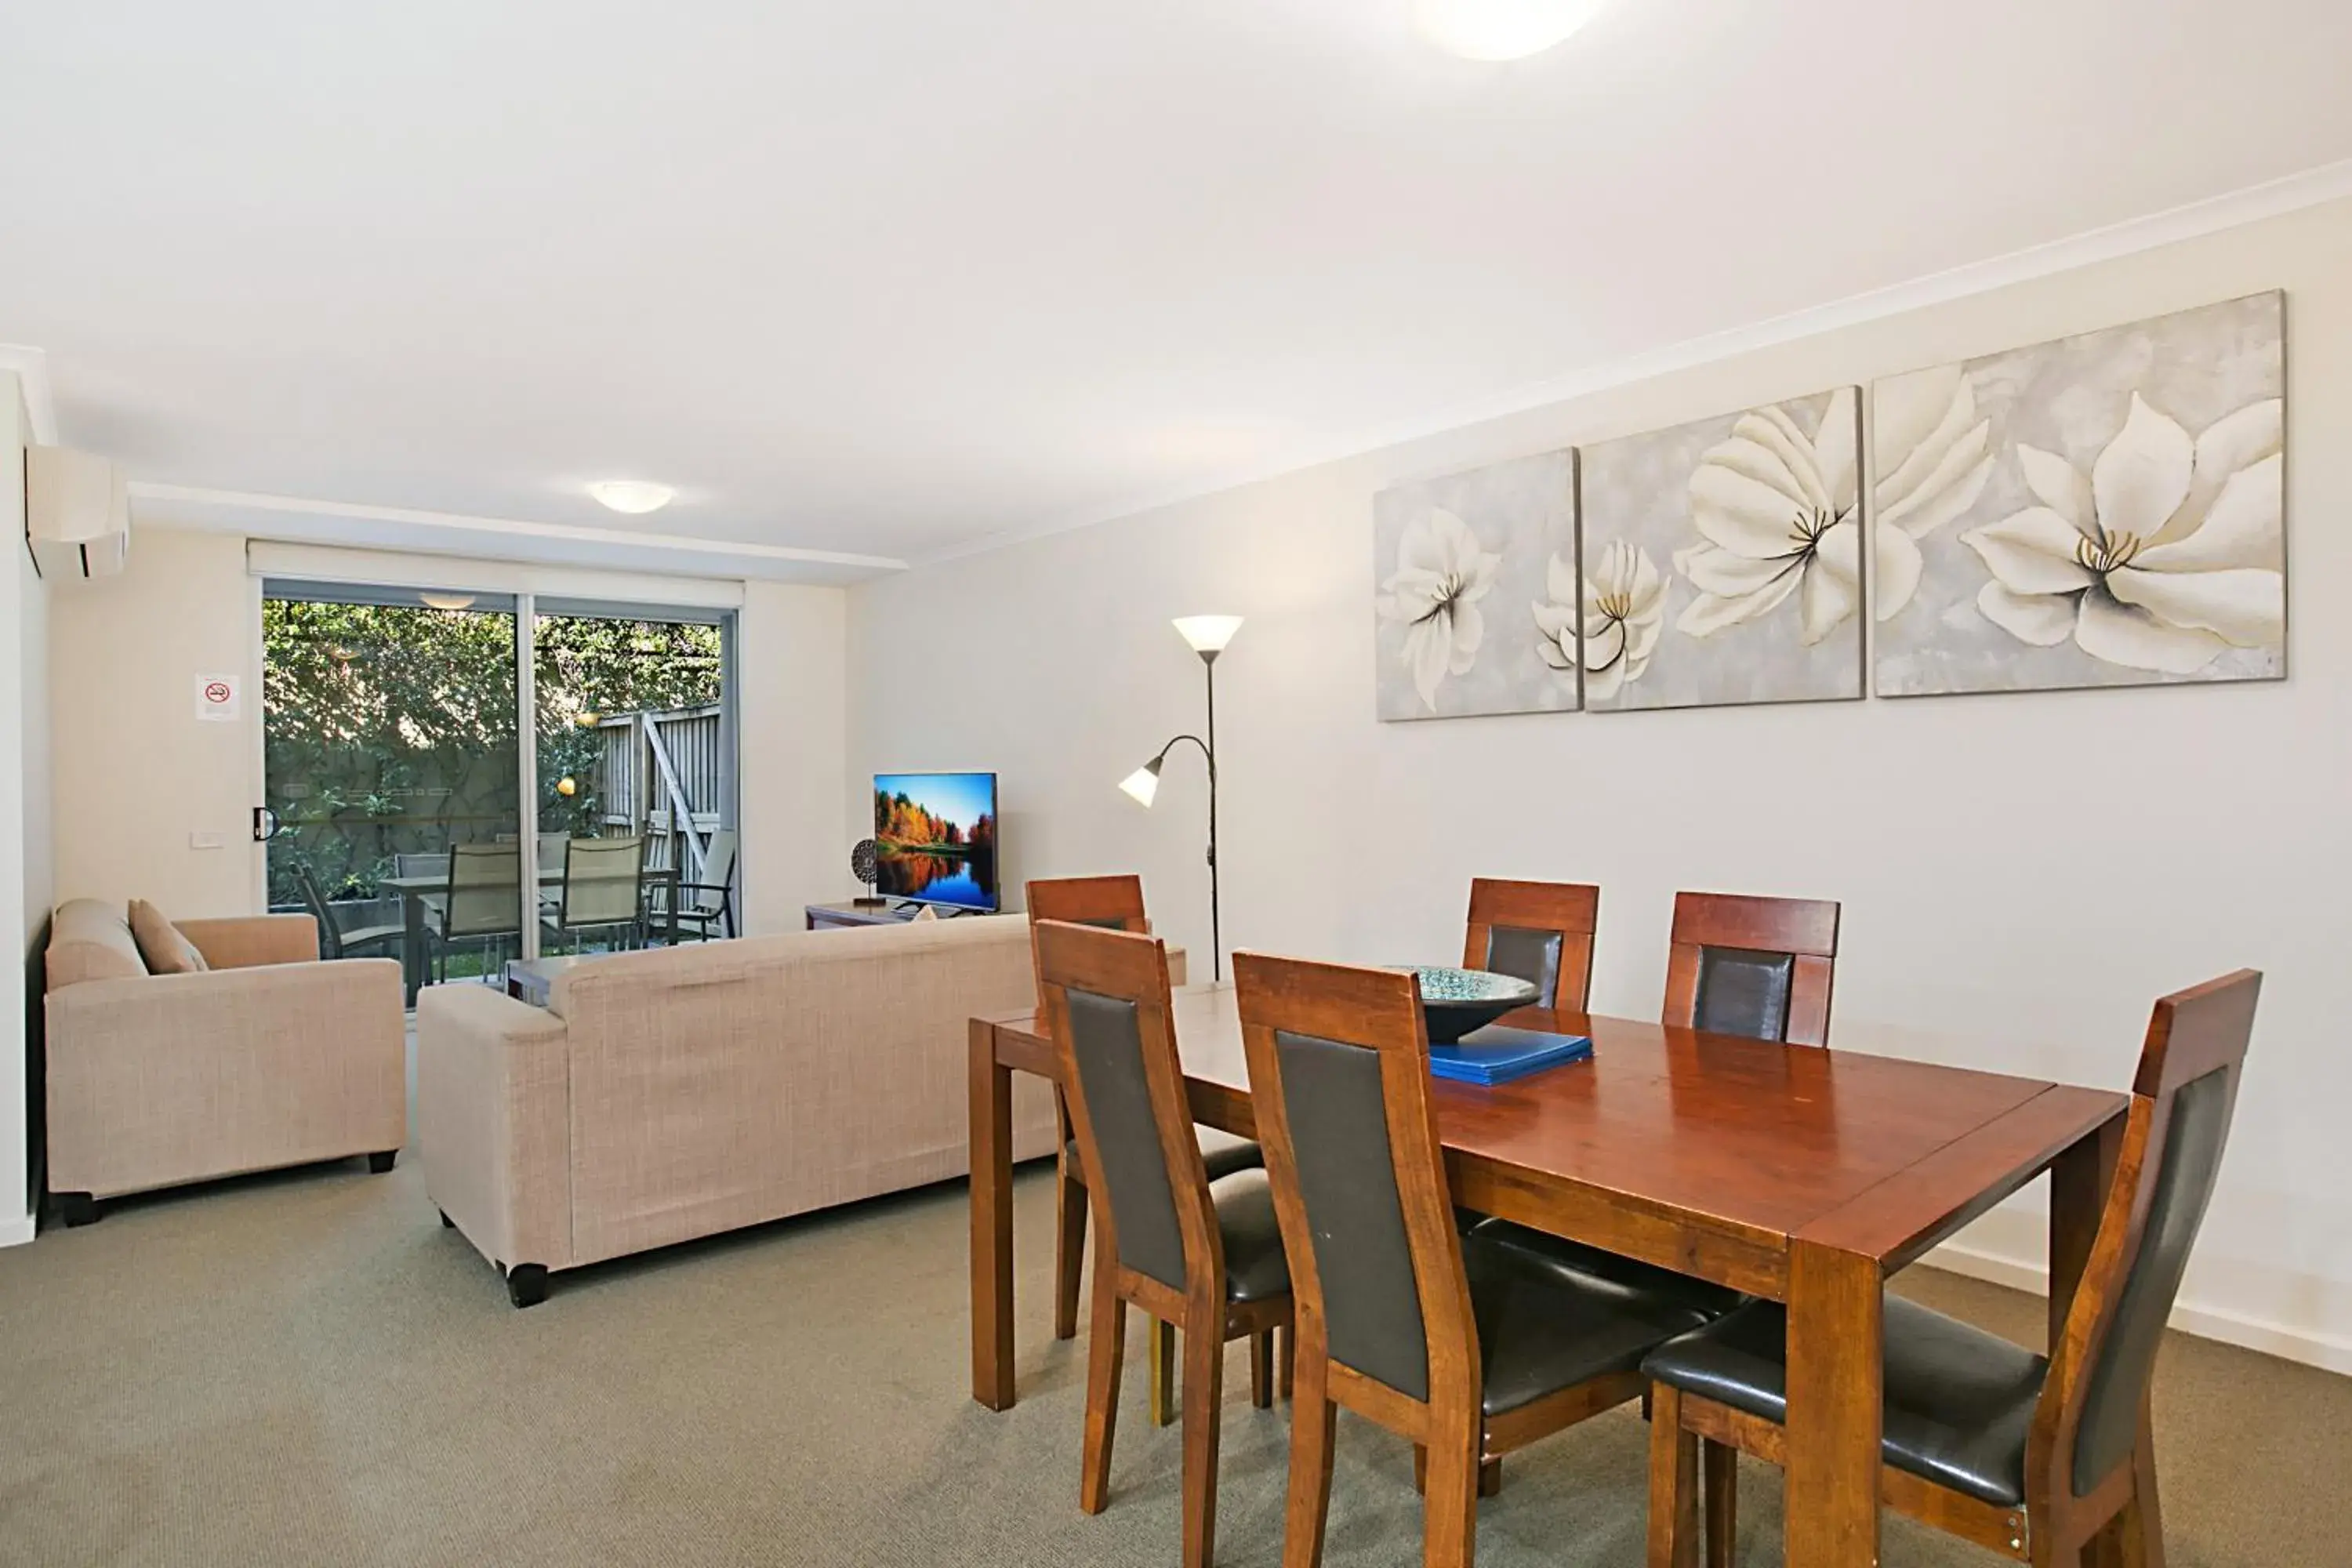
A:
[0, 1155, 2343, 1568]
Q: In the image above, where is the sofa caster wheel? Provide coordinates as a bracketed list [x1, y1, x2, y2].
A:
[368, 1150, 398, 1174]
[53, 1192, 100, 1229]
[506, 1264, 550, 1309]
[440, 1210, 456, 1229]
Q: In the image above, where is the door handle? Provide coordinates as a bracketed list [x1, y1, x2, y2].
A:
[253, 806, 281, 842]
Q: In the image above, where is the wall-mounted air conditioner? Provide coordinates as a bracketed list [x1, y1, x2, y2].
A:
[25, 445, 130, 578]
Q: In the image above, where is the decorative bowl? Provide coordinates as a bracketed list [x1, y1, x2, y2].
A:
[1402, 965, 1539, 1044]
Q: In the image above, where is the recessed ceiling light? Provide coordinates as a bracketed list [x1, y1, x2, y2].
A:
[586, 480, 676, 515]
[1412, 0, 1610, 61]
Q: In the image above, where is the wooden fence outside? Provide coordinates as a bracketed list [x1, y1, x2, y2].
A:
[593, 704, 726, 879]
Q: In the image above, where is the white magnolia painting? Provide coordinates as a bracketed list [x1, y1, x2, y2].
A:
[1873, 292, 2285, 696]
[1374, 449, 1577, 720]
[1575, 389, 1866, 711]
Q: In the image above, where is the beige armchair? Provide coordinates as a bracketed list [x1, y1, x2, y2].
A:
[43, 898, 408, 1223]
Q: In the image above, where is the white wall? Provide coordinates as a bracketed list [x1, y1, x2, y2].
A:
[49, 527, 262, 916]
[848, 197, 2352, 1370]
[738, 581, 849, 934]
[1, 373, 52, 1243]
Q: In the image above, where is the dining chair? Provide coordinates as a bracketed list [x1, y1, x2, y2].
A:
[1642, 967, 2261, 1568]
[1036, 919, 1294, 1568]
[1028, 874, 1265, 1426]
[432, 844, 523, 981]
[545, 834, 647, 953]
[394, 851, 451, 880]
[292, 862, 403, 961]
[1465, 884, 1748, 1350]
[1232, 949, 1721, 1568]
[1461, 878, 1599, 1011]
[1663, 890, 1842, 1046]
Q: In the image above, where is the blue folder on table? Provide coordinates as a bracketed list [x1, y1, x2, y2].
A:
[1428, 1025, 1593, 1087]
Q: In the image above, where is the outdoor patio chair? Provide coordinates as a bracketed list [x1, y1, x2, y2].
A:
[431, 844, 523, 982]
[544, 834, 648, 953]
[649, 827, 737, 942]
[292, 862, 405, 962]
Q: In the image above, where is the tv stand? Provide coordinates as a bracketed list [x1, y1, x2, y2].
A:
[805, 901, 996, 931]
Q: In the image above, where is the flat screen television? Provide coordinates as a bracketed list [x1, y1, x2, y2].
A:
[872, 771, 1000, 912]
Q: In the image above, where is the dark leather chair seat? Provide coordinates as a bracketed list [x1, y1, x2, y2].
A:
[1066, 1128, 1263, 1183]
[1463, 1228, 1719, 1417]
[1468, 1217, 1744, 1318]
[1642, 1296, 2048, 1506]
[1209, 1170, 1291, 1304]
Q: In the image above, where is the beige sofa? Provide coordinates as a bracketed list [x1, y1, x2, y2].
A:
[417, 913, 1059, 1306]
[43, 899, 408, 1222]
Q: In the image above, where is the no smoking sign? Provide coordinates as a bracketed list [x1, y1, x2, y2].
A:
[194, 673, 242, 722]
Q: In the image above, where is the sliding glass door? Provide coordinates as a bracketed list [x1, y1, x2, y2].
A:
[262, 580, 738, 1002]
[262, 585, 524, 997]
[532, 603, 734, 953]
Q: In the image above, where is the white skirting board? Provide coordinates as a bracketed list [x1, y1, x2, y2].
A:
[1927, 1240, 2352, 1380]
[0, 1211, 35, 1248]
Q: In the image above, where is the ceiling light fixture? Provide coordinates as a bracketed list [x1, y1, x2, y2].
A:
[419, 590, 477, 612]
[586, 480, 676, 515]
[1412, 0, 1610, 61]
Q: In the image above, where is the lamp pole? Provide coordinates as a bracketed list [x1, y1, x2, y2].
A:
[1200, 648, 1221, 982]
[1124, 617, 1242, 984]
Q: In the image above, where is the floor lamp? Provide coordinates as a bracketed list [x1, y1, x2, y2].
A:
[1119, 615, 1241, 982]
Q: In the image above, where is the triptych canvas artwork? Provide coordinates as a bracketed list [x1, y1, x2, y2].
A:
[1373, 292, 2287, 720]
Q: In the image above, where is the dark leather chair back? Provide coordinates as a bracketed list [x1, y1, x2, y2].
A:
[1691, 947, 1796, 1040]
[1034, 919, 1218, 1292]
[1663, 891, 1840, 1046]
[1462, 879, 1598, 1012]
[2038, 970, 2260, 1504]
[1236, 952, 1475, 1412]
[1064, 987, 1189, 1289]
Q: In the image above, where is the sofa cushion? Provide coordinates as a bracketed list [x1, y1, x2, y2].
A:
[129, 900, 210, 976]
[46, 899, 149, 990]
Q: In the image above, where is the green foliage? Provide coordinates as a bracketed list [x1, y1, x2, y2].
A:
[263, 601, 722, 907]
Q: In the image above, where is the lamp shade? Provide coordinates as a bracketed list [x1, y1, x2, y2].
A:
[1119, 760, 1163, 808]
[1172, 615, 1243, 655]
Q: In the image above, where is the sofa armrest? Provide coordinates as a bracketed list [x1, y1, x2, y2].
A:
[416, 983, 574, 1276]
[176, 914, 321, 969]
[44, 958, 405, 1199]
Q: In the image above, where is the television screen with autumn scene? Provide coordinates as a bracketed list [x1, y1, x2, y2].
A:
[873, 772, 1000, 911]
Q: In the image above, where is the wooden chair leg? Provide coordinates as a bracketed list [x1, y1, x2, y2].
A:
[1150, 1317, 1178, 1427]
[1053, 1160, 1087, 1341]
[1413, 1444, 1425, 1495]
[1282, 1352, 1337, 1568]
[1079, 1278, 1126, 1515]
[1702, 1439, 1736, 1568]
[1479, 1458, 1502, 1498]
[1648, 1385, 1698, 1568]
[2082, 1418, 2165, 1568]
[1180, 1315, 1226, 1568]
[1279, 1323, 1296, 1399]
[1421, 1423, 1480, 1568]
[1250, 1329, 1276, 1410]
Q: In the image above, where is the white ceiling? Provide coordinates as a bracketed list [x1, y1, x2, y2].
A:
[5, 0, 2351, 575]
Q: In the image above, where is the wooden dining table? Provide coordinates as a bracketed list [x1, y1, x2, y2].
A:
[969, 984, 2126, 1568]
